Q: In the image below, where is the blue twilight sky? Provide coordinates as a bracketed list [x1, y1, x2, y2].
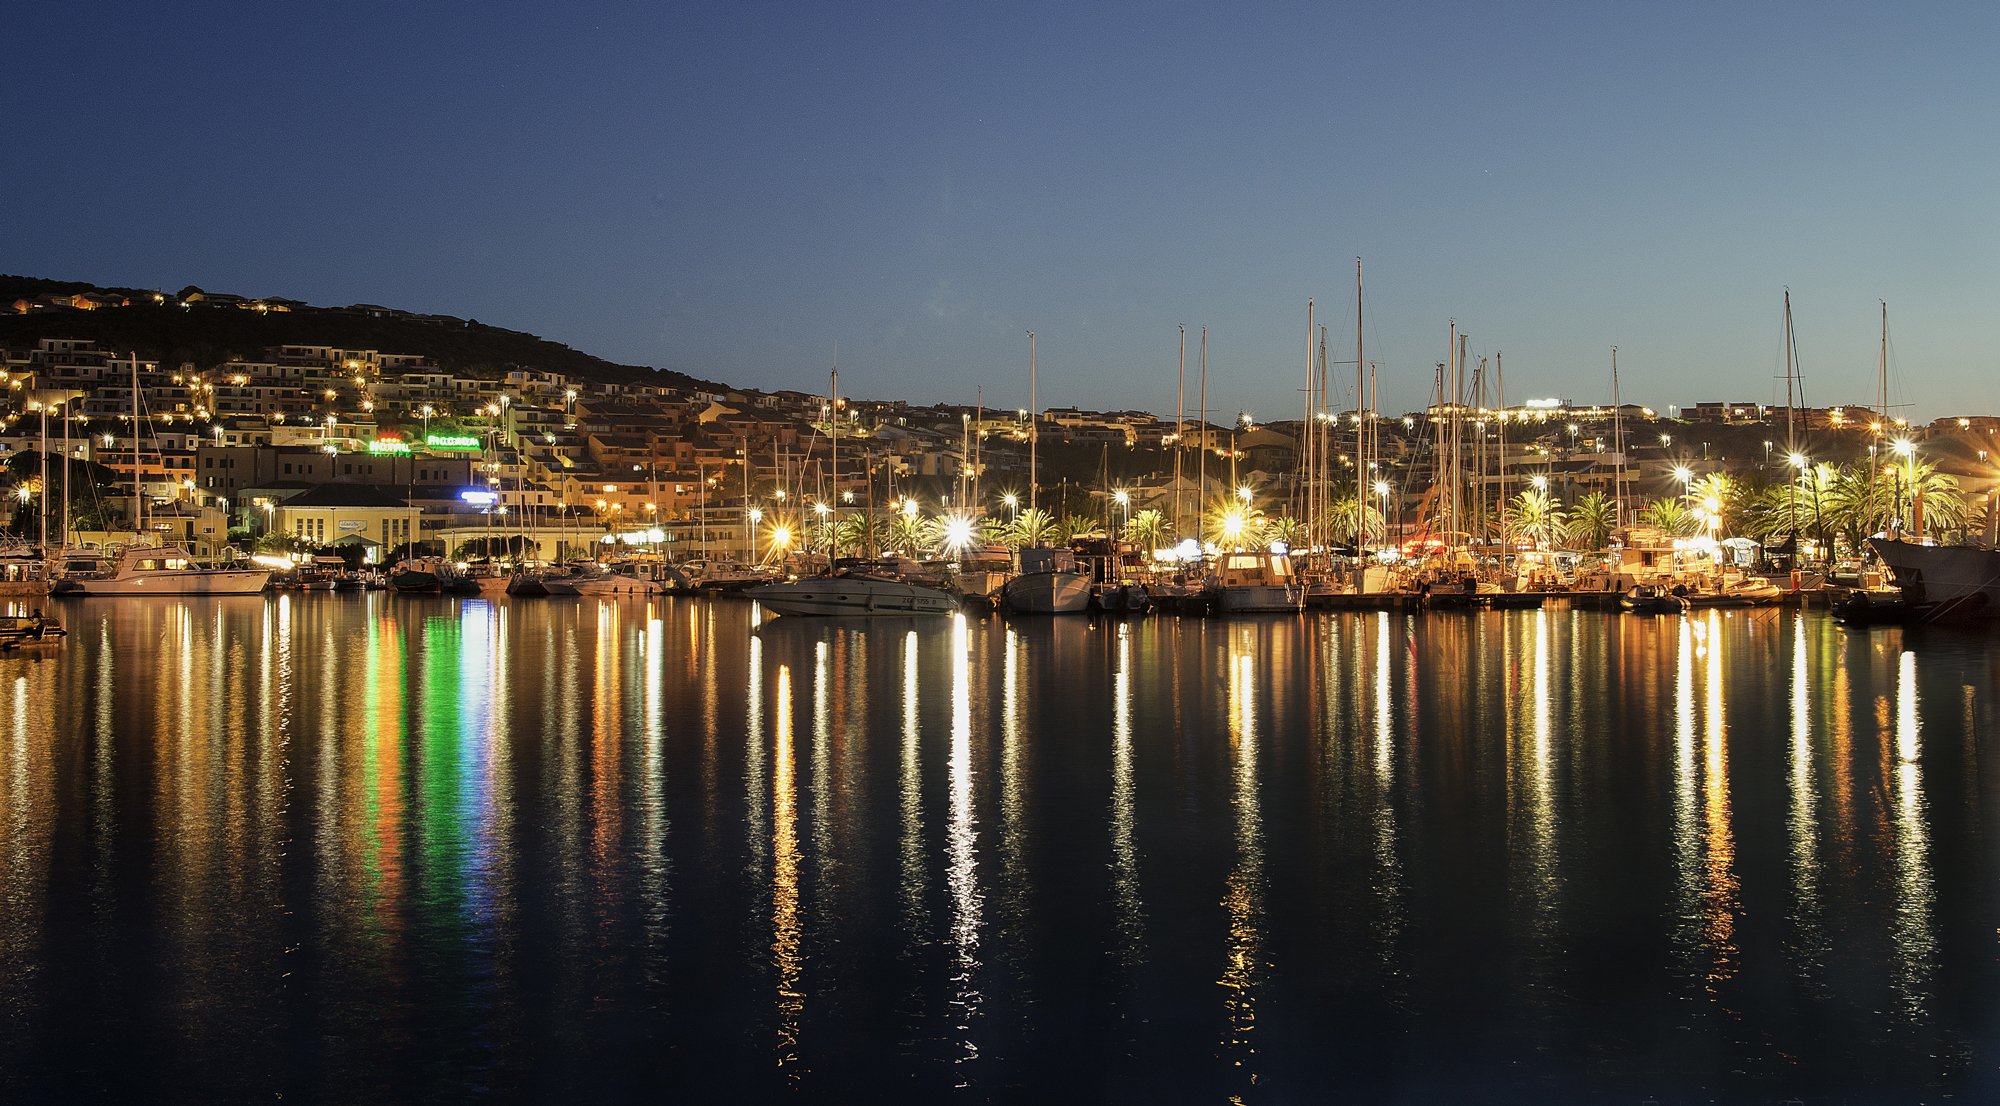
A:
[9, 3, 1998, 423]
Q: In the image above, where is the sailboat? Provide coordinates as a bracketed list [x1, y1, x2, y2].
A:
[1867, 300, 2000, 621]
[1001, 331, 1091, 614]
[52, 353, 272, 597]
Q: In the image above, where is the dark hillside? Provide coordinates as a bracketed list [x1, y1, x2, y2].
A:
[0, 277, 725, 393]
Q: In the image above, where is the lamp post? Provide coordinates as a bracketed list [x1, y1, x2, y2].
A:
[1114, 489, 1129, 538]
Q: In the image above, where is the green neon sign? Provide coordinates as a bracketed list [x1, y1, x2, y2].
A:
[426, 435, 480, 451]
[369, 439, 411, 454]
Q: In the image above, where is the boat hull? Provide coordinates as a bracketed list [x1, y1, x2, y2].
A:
[1869, 539, 2000, 620]
[1004, 573, 1092, 614]
[569, 577, 674, 597]
[748, 579, 955, 617]
[57, 570, 271, 596]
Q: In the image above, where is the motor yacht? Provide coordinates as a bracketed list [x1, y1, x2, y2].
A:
[1002, 547, 1092, 614]
[50, 544, 271, 596]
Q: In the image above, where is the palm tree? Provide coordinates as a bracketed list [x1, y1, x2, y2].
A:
[1506, 487, 1567, 549]
[1638, 497, 1692, 535]
[1265, 515, 1305, 551]
[1056, 514, 1101, 544]
[832, 512, 877, 555]
[887, 510, 930, 556]
[1564, 491, 1616, 551]
[1005, 507, 1055, 548]
[1323, 496, 1383, 545]
[1894, 458, 1970, 534]
[1826, 465, 1890, 555]
[1684, 472, 1742, 535]
[1121, 508, 1166, 551]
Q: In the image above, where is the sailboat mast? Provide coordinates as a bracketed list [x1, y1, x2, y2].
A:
[829, 360, 838, 560]
[1175, 326, 1185, 542]
[37, 399, 47, 553]
[132, 351, 144, 544]
[1028, 331, 1037, 520]
[1612, 347, 1624, 533]
[1456, 324, 1472, 544]
[1317, 325, 1328, 554]
[1354, 259, 1364, 560]
[1785, 292, 1801, 535]
[1199, 327, 1208, 534]
[974, 386, 983, 519]
[1792, 294, 1808, 458]
[1303, 299, 1314, 547]
[60, 393, 69, 551]
[1495, 351, 1507, 543]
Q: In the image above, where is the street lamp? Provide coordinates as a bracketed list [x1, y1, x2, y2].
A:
[1114, 489, 1129, 535]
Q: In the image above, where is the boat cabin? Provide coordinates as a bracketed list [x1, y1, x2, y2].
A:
[1016, 547, 1080, 575]
[1219, 552, 1293, 588]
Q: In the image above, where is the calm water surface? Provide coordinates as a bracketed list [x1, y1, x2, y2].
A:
[1, 595, 1996, 1104]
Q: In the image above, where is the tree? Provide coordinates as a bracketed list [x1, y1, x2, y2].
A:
[1638, 497, 1692, 535]
[1121, 508, 1166, 551]
[1265, 515, 1305, 551]
[1323, 495, 1382, 545]
[1684, 472, 1743, 535]
[1056, 514, 1101, 544]
[1564, 491, 1616, 551]
[1004, 507, 1055, 549]
[1505, 488, 1567, 549]
[887, 510, 931, 556]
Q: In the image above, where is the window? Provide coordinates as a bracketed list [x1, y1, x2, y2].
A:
[283, 464, 292, 474]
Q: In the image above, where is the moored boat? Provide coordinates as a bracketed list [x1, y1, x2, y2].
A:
[1871, 537, 2000, 621]
[1003, 547, 1092, 614]
[747, 572, 955, 617]
[1207, 551, 1304, 613]
[1619, 584, 1689, 614]
[50, 544, 272, 596]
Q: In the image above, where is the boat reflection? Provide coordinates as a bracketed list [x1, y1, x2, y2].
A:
[1218, 630, 1265, 1093]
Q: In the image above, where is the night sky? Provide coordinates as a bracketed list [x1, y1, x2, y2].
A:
[12, 3, 1997, 421]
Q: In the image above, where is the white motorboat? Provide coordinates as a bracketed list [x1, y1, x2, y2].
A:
[747, 573, 955, 617]
[949, 545, 1015, 604]
[50, 544, 272, 596]
[1207, 551, 1304, 613]
[569, 560, 683, 596]
[681, 559, 772, 592]
[1003, 547, 1092, 614]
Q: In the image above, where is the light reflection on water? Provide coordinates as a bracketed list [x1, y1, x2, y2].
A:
[0, 596, 1994, 1104]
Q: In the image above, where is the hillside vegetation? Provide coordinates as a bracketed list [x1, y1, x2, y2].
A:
[0, 275, 725, 394]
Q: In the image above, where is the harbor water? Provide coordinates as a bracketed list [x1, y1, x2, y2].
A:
[1, 595, 1996, 1103]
